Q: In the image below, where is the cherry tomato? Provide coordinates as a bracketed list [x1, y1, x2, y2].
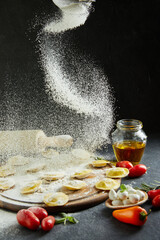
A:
[128, 164, 147, 178]
[148, 189, 160, 201]
[116, 161, 133, 169]
[17, 209, 40, 230]
[28, 207, 48, 221]
[41, 216, 55, 231]
[152, 195, 160, 208]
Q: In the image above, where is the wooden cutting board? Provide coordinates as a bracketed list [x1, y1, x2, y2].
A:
[0, 189, 109, 213]
[0, 166, 121, 213]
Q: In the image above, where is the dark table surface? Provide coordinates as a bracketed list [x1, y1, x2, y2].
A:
[1, 133, 160, 240]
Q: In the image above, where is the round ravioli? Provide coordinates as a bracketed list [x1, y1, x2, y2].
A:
[63, 180, 87, 190]
[106, 167, 129, 178]
[43, 192, 69, 206]
[72, 169, 92, 179]
[92, 160, 109, 168]
[26, 164, 46, 173]
[0, 165, 15, 177]
[0, 178, 15, 191]
[20, 180, 42, 194]
[41, 172, 64, 181]
[95, 178, 120, 190]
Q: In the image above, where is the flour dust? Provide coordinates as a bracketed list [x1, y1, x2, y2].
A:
[0, 1, 114, 234]
[39, 0, 114, 151]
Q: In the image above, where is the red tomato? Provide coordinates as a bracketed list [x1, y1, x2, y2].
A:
[152, 195, 160, 208]
[128, 164, 147, 178]
[41, 216, 55, 231]
[17, 209, 40, 230]
[28, 207, 48, 221]
[148, 189, 160, 201]
[116, 161, 133, 169]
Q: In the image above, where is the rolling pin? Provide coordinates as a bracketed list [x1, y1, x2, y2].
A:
[0, 130, 73, 156]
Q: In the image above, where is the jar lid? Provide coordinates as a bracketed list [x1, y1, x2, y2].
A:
[117, 119, 143, 131]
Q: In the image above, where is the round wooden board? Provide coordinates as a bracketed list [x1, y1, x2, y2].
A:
[0, 165, 121, 213]
[0, 190, 109, 213]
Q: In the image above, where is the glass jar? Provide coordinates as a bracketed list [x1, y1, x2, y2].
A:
[111, 119, 147, 165]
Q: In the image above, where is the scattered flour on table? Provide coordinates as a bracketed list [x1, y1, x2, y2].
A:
[1, 150, 108, 203]
[0, 209, 19, 237]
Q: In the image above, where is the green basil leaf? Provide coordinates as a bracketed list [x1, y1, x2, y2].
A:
[120, 184, 127, 192]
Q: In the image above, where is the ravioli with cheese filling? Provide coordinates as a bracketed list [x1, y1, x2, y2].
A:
[106, 167, 129, 178]
[0, 165, 15, 177]
[0, 178, 15, 190]
[63, 180, 87, 190]
[72, 169, 92, 179]
[21, 180, 42, 194]
[40, 172, 64, 181]
[95, 178, 120, 190]
[43, 192, 69, 206]
[92, 160, 110, 168]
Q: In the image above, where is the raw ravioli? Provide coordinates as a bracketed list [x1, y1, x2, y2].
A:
[72, 169, 92, 179]
[63, 180, 86, 190]
[95, 178, 120, 190]
[43, 192, 69, 206]
[106, 167, 129, 178]
[21, 180, 42, 194]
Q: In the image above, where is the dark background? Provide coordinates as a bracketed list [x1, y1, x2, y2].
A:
[0, 2, 160, 239]
[0, 0, 160, 134]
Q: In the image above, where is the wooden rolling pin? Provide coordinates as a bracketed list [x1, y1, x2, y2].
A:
[0, 130, 73, 156]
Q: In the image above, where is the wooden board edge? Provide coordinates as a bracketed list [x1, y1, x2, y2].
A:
[0, 191, 109, 213]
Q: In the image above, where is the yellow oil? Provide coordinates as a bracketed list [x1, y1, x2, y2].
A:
[113, 141, 146, 165]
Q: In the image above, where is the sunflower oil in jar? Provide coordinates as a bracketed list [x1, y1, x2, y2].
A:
[112, 119, 147, 165]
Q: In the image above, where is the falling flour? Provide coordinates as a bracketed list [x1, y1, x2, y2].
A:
[0, 0, 114, 234]
[40, 0, 114, 151]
